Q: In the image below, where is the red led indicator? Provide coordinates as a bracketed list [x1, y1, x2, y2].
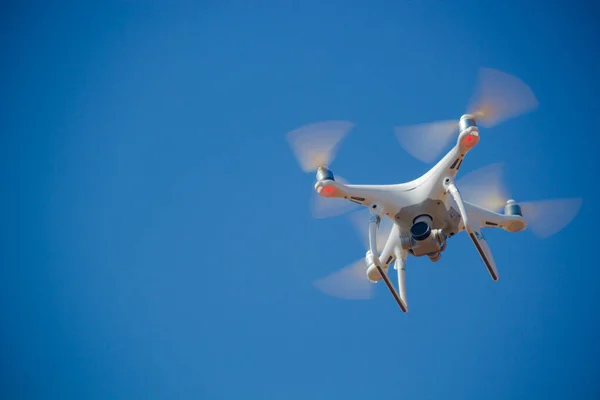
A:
[461, 134, 478, 147]
[321, 186, 336, 196]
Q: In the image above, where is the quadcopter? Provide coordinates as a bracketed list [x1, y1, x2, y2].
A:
[286, 68, 582, 313]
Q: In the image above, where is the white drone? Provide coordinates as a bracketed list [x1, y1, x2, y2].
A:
[287, 68, 582, 313]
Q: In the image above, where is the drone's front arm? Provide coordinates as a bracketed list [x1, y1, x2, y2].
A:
[315, 178, 404, 210]
[416, 128, 481, 191]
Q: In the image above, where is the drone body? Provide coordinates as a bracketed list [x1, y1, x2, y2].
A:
[286, 68, 582, 313]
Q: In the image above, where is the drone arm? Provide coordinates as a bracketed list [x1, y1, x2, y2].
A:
[463, 201, 503, 227]
[463, 201, 526, 233]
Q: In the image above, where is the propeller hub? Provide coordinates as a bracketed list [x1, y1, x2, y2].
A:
[459, 114, 477, 132]
[504, 199, 522, 217]
[316, 166, 335, 182]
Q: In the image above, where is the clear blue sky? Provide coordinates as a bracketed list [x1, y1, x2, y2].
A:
[2, 1, 599, 399]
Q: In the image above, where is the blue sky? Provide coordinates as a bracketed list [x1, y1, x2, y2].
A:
[2, 1, 599, 399]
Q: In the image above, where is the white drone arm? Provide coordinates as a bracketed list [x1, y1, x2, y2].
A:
[445, 179, 499, 281]
[463, 201, 527, 234]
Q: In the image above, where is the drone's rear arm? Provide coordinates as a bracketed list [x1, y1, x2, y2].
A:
[463, 201, 526, 233]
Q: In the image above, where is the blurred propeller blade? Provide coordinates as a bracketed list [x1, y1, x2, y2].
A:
[286, 120, 354, 172]
[311, 175, 360, 219]
[468, 68, 539, 128]
[456, 163, 582, 238]
[395, 68, 537, 164]
[394, 119, 458, 163]
[313, 259, 374, 300]
[520, 198, 583, 239]
[347, 208, 394, 252]
[456, 162, 510, 211]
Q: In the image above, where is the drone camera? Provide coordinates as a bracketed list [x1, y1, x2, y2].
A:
[400, 229, 447, 257]
[401, 215, 447, 259]
[411, 222, 430, 241]
[411, 215, 433, 241]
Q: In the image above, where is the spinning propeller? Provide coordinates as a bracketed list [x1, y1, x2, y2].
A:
[457, 163, 583, 239]
[286, 120, 360, 218]
[395, 68, 539, 163]
[312, 209, 394, 300]
[286, 120, 353, 173]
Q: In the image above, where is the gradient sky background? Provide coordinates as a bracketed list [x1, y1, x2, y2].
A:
[2, 1, 600, 399]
